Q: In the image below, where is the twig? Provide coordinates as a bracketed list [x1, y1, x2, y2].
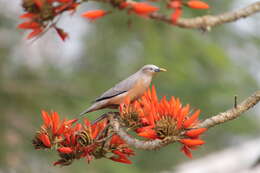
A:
[234, 95, 238, 109]
[197, 90, 260, 129]
[149, 1, 260, 30]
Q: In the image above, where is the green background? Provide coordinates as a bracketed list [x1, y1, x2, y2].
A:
[0, 0, 259, 172]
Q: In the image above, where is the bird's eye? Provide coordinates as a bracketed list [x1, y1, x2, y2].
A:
[149, 68, 153, 71]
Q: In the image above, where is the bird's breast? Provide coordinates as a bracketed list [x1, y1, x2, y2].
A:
[128, 76, 152, 100]
[106, 76, 152, 105]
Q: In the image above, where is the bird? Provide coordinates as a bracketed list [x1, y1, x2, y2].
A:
[78, 64, 166, 122]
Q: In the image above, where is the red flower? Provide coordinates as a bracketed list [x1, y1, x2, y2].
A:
[119, 86, 207, 158]
[18, 21, 41, 29]
[82, 10, 107, 21]
[40, 110, 77, 136]
[19, 13, 38, 19]
[57, 147, 73, 154]
[109, 135, 134, 164]
[186, 0, 210, 9]
[19, 0, 81, 40]
[179, 139, 205, 146]
[38, 133, 51, 148]
[185, 128, 207, 138]
[131, 2, 159, 16]
[171, 8, 182, 24]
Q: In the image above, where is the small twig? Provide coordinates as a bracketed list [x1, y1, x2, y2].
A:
[197, 90, 260, 129]
[234, 95, 238, 109]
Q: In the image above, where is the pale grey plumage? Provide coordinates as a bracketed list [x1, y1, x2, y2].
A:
[78, 64, 166, 120]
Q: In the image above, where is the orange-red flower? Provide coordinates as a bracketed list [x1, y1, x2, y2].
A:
[18, 0, 80, 40]
[186, 0, 210, 9]
[41, 110, 77, 136]
[119, 86, 207, 158]
[33, 111, 134, 166]
[37, 133, 51, 148]
[81, 10, 108, 21]
[109, 135, 134, 164]
[58, 147, 74, 154]
[168, 0, 209, 24]
[130, 2, 159, 16]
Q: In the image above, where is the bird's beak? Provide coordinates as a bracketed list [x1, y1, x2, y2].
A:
[159, 68, 167, 72]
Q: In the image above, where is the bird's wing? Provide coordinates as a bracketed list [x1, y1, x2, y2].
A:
[94, 72, 139, 102]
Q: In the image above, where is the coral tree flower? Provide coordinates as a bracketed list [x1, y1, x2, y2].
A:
[81, 10, 108, 21]
[130, 2, 159, 16]
[186, 0, 210, 9]
[18, 0, 80, 41]
[168, 0, 209, 24]
[33, 110, 134, 166]
[119, 86, 207, 158]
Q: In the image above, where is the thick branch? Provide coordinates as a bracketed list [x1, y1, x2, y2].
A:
[197, 90, 260, 129]
[108, 90, 260, 150]
[150, 1, 260, 30]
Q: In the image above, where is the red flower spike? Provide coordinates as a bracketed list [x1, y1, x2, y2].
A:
[185, 128, 207, 138]
[180, 139, 205, 147]
[168, 1, 182, 9]
[27, 28, 43, 39]
[171, 8, 182, 24]
[151, 85, 158, 103]
[51, 112, 60, 135]
[41, 110, 51, 128]
[181, 146, 193, 158]
[81, 10, 107, 21]
[137, 127, 157, 139]
[131, 2, 159, 16]
[56, 123, 65, 135]
[33, 0, 44, 9]
[58, 147, 73, 154]
[19, 13, 37, 19]
[187, 0, 210, 9]
[84, 118, 91, 127]
[64, 119, 78, 126]
[18, 22, 41, 29]
[38, 133, 51, 148]
[110, 156, 132, 164]
[119, 2, 130, 9]
[183, 110, 201, 128]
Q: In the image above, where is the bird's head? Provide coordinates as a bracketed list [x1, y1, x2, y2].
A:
[140, 64, 167, 76]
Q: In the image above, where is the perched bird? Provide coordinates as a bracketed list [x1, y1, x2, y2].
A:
[78, 64, 166, 121]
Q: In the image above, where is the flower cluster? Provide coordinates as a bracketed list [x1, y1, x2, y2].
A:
[18, 0, 81, 41]
[33, 110, 134, 166]
[168, 0, 210, 23]
[119, 86, 207, 158]
[19, 0, 210, 40]
[80, 0, 210, 23]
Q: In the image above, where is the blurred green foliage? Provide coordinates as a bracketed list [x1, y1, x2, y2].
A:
[0, 1, 259, 173]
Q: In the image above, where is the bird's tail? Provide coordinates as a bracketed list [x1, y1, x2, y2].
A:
[77, 106, 94, 120]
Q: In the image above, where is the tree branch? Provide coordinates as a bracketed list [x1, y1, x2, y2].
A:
[150, 1, 260, 30]
[197, 90, 260, 129]
[108, 90, 260, 150]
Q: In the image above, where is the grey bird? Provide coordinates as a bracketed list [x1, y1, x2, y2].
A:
[78, 64, 166, 121]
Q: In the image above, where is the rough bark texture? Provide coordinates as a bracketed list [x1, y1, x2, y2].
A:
[149, 2, 260, 30]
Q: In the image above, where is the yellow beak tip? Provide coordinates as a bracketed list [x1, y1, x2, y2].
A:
[159, 68, 167, 72]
